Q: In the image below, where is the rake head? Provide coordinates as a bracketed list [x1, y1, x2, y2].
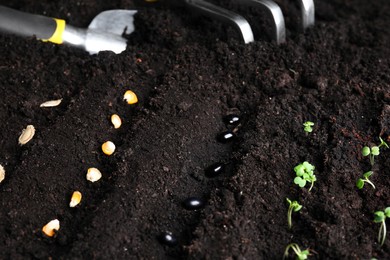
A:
[184, 0, 315, 44]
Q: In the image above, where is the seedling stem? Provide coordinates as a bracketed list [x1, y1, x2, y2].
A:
[356, 171, 375, 190]
[362, 146, 379, 166]
[374, 207, 390, 246]
[283, 243, 310, 260]
[378, 137, 389, 149]
[286, 198, 302, 229]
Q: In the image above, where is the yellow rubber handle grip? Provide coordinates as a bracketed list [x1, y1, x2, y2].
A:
[44, 18, 66, 44]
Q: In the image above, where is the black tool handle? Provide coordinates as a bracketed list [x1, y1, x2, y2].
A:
[0, 5, 57, 40]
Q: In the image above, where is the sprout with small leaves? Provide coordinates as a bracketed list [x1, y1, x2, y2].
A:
[303, 121, 314, 133]
[283, 243, 310, 260]
[374, 207, 390, 246]
[293, 161, 316, 192]
[362, 137, 389, 165]
[286, 198, 302, 229]
[362, 146, 379, 166]
[356, 171, 375, 190]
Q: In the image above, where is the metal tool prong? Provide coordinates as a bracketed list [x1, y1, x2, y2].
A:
[299, 0, 315, 30]
[185, 0, 254, 44]
[239, 0, 286, 44]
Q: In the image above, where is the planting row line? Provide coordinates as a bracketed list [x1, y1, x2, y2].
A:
[283, 121, 315, 260]
[158, 114, 242, 246]
[1, 90, 139, 237]
[359, 137, 389, 249]
[284, 122, 389, 259]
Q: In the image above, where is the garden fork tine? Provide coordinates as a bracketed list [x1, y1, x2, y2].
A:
[237, 0, 286, 44]
[183, 0, 314, 44]
[299, 0, 315, 30]
[185, 0, 255, 43]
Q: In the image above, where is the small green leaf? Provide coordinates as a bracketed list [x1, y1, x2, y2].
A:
[363, 171, 373, 178]
[294, 204, 303, 212]
[303, 121, 314, 133]
[298, 249, 310, 260]
[294, 165, 305, 176]
[371, 146, 380, 156]
[356, 179, 364, 189]
[385, 207, 390, 218]
[379, 137, 389, 149]
[294, 177, 306, 188]
[362, 146, 370, 156]
[286, 198, 292, 205]
[374, 211, 385, 223]
[303, 161, 315, 171]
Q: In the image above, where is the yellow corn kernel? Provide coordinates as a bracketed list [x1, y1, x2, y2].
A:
[69, 191, 82, 207]
[111, 114, 122, 129]
[86, 167, 102, 182]
[42, 219, 60, 237]
[123, 90, 138, 104]
[102, 141, 116, 155]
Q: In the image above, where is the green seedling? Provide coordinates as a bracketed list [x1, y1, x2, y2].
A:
[293, 161, 316, 192]
[283, 243, 310, 260]
[286, 198, 302, 229]
[373, 207, 390, 246]
[362, 146, 379, 166]
[356, 171, 375, 190]
[362, 137, 389, 166]
[303, 121, 314, 133]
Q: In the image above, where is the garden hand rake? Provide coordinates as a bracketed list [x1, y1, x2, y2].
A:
[0, 5, 137, 54]
[181, 0, 315, 44]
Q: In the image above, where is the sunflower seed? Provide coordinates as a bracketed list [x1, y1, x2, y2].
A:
[18, 125, 35, 145]
[0, 164, 5, 183]
[40, 99, 62, 107]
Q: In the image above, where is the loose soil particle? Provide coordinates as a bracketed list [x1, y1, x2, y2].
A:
[0, 0, 390, 259]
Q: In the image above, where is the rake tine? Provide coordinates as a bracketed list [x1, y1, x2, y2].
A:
[298, 0, 315, 30]
[185, 0, 255, 44]
[239, 0, 286, 44]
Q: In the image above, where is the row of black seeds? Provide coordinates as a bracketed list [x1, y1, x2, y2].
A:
[158, 114, 241, 247]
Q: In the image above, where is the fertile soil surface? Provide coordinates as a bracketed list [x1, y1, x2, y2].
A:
[1, 0, 390, 259]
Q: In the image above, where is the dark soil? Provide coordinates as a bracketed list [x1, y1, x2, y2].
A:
[1, 0, 390, 259]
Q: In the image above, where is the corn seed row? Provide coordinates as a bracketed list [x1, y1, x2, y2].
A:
[11, 92, 138, 237]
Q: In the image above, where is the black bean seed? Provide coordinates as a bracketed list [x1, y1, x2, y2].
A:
[223, 114, 240, 126]
[158, 231, 178, 246]
[217, 130, 236, 143]
[205, 162, 225, 178]
[182, 197, 205, 210]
